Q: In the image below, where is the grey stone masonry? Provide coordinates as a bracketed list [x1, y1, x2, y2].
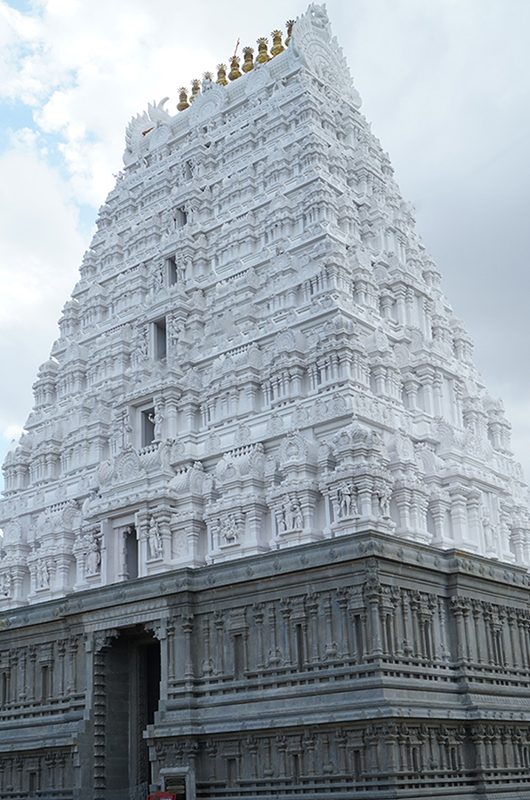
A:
[1, 530, 530, 799]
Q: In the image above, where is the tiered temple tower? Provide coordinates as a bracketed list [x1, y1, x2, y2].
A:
[1, 5, 530, 799]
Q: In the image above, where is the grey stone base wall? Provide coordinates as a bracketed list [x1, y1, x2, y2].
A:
[2, 530, 530, 799]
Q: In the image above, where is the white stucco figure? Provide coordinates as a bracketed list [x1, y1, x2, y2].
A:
[85, 536, 101, 576]
[147, 517, 163, 560]
[36, 560, 49, 590]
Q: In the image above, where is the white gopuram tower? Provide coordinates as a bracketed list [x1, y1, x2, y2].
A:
[1, 4, 528, 607]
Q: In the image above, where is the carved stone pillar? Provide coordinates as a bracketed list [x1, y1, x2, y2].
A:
[27, 646, 37, 703]
[394, 487, 412, 535]
[148, 620, 169, 708]
[506, 611, 519, 669]
[213, 611, 225, 675]
[267, 604, 281, 666]
[403, 373, 420, 411]
[462, 607, 474, 662]
[90, 630, 118, 800]
[276, 735, 287, 778]
[449, 488, 476, 551]
[181, 614, 194, 689]
[166, 619, 176, 684]
[8, 652, 18, 706]
[432, 371, 443, 416]
[401, 592, 413, 656]
[467, 493, 482, 551]
[201, 616, 212, 677]
[164, 397, 179, 439]
[451, 598, 468, 663]
[392, 590, 404, 658]
[18, 648, 26, 703]
[471, 603, 483, 664]
[66, 637, 78, 696]
[252, 604, 265, 669]
[365, 594, 383, 658]
[395, 286, 406, 325]
[307, 594, 320, 664]
[337, 589, 350, 659]
[323, 595, 337, 659]
[357, 477, 373, 520]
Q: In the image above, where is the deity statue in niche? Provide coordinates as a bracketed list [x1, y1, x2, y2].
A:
[148, 407, 164, 441]
[85, 535, 101, 576]
[375, 482, 391, 518]
[276, 506, 287, 534]
[276, 498, 304, 533]
[482, 517, 496, 553]
[337, 483, 357, 518]
[36, 559, 50, 590]
[0, 572, 11, 597]
[167, 314, 182, 347]
[147, 517, 163, 560]
[288, 497, 304, 530]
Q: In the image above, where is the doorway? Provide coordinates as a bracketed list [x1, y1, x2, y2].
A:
[103, 627, 161, 799]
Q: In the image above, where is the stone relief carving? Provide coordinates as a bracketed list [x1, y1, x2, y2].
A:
[275, 497, 304, 534]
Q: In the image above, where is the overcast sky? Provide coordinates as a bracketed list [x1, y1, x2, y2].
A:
[0, 0, 529, 485]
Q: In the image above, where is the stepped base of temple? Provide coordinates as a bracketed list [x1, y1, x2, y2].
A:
[1, 530, 530, 799]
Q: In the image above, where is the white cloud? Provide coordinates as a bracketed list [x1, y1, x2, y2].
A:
[3, 424, 23, 440]
[0, 130, 87, 436]
[1, 0, 220, 202]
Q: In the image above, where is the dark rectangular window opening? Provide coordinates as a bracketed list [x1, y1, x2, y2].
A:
[141, 408, 155, 447]
[292, 753, 300, 782]
[167, 255, 178, 285]
[1, 672, 9, 706]
[227, 757, 238, 786]
[175, 207, 187, 227]
[153, 318, 167, 360]
[233, 634, 244, 678]
[355, 616, 364, 661]
[41, 665, 50, 703]
[124, 525, 138, 580]
[296, 624, 305, 671]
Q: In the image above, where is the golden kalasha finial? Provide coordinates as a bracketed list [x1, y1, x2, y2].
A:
[242, 46, 254, 73]
[190, 78, 201, 102]
[256, 37, 270, 63]
[271, 30, 284, 57]
[228, 55, 242, 81]
[177, 87, 190, 112]
[286, 19, 295, 46]
[216, 63, 228, 86]
[203, 71, 213, 82]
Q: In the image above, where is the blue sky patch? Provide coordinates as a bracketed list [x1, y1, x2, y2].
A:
[0, 102, 35, 150]
[5, 0, 35, 13]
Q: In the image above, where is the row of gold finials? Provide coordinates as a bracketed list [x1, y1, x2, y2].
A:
[177, 20, 295, 111]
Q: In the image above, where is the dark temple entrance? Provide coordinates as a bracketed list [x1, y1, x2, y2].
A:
[104, 627, 161, 799]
